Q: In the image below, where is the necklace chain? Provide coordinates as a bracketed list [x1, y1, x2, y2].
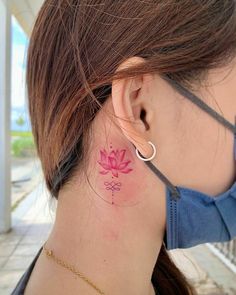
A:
[42, 243, 106, 295]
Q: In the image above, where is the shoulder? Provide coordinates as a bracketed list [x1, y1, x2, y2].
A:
[11, 246, 43, 295]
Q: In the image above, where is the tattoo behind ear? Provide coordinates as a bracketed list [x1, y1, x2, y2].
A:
[97, 144, 133, 204]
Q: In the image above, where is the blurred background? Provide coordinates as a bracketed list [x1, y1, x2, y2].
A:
[0, 1, 236, 294]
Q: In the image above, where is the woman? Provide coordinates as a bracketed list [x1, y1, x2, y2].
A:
[12, 1, 236, 294]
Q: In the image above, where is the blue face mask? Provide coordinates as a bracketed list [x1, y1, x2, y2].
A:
[140, 75, 236, 250]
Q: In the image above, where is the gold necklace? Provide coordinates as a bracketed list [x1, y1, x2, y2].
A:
[42, 242, 106, 295]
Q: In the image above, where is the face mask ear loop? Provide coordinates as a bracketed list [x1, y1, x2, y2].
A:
[161, 74, 236, 134]
[144, 160, 181, 200]
[134, 143, 180, 200]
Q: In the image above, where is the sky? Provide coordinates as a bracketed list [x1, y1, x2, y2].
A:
[11, 16, 28, 108]
[11, 16, 31, 131]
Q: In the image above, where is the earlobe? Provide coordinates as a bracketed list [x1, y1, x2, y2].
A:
[111, 57, 155, 158]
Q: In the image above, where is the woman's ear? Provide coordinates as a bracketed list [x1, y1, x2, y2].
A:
[111, 56, 155, 158]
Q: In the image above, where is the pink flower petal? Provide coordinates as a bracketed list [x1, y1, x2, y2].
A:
[97, 161, 111, 170]
[119, 149, 126, 162]
[121, 168, 133, 174]
[118, 160, 131, 170]
[110, 151, 116, 158]
[100, 149, 107, 162]
[112, 169, 118, 177]
[115, 149, 119, 159]
[108, 156, 117, 169]
[100, 170, 109, 175]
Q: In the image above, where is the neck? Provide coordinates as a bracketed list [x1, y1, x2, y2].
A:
[45, 162, 164, 294]
[45, 124, 165, 295]
[46, 185, 161, 295]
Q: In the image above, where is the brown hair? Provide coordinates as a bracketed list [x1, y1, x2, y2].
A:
[26, 1, 236, 294]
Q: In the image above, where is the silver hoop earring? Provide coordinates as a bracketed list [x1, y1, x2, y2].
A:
[135, 141, 156, 161]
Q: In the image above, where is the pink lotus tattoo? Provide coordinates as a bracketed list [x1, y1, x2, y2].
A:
[97, 148, 133, 178]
